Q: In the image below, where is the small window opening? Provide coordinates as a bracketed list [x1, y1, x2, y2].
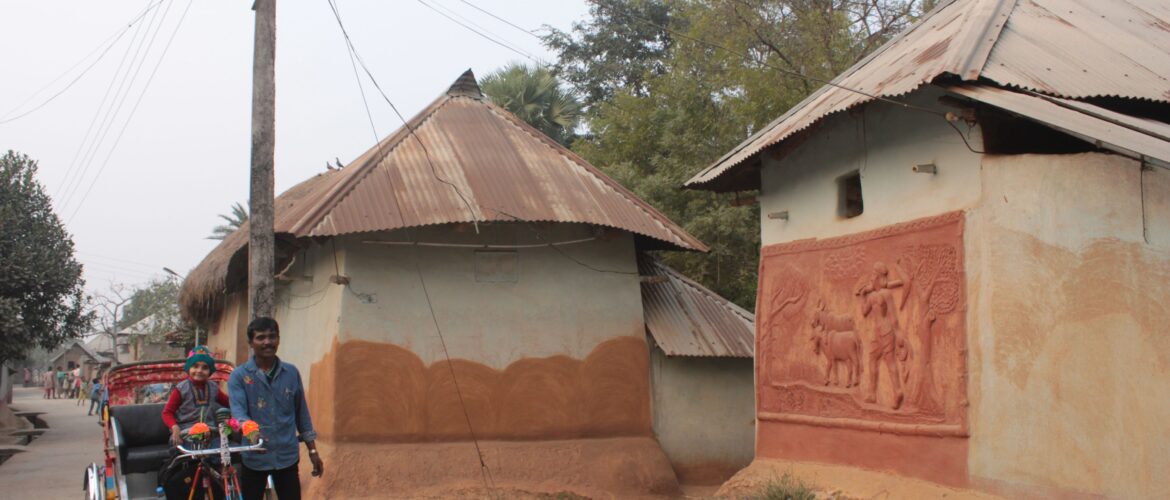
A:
[838, 171, 864, 218]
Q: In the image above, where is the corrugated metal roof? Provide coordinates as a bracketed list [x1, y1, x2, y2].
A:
[291, 69, 706, 251]
[181, 71, 706, 322]
[639, 254, 754, 358]
[685, 0, 1170, 190]
[948, 84, 1170, 168]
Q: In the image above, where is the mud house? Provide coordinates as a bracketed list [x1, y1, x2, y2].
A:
[180, 71, 755, 496]
[639, 254, 756, 484]
[48, 339, 108, 380]
[685, 0, 1170, 498]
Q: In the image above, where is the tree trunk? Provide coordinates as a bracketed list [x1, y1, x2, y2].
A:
[249, 0, 277, 319]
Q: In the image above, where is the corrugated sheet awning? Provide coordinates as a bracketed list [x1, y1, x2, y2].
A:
[948, 84, 1170, 169]
[639, 254, 754, 358]
[685, 0, 1170, 191]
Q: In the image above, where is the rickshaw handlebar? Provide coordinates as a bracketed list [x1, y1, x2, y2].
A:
[175, 439, 265, 459]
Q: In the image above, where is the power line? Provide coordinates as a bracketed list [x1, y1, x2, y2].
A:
[327, 0, 481, 229]
[58, 0, 171, 209]
[54, 1, 162, 204]
[326, 1, 496, 494]
[0, 1, 167, 125]
[457, 0, 543, 39]
[417, 0, 543, 64]
[66, 0, 195, 224]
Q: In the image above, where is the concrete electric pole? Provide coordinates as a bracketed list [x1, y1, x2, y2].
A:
[249, 0, 276, 319]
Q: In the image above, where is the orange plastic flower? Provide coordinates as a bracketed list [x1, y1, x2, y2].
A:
[241, 420, 261, 443]
[188, 422, 210, 441]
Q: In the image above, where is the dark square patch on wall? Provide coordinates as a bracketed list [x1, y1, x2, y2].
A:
[474, 250, 518, 283]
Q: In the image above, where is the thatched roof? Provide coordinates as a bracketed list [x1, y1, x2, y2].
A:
[179, 171, 342, 323]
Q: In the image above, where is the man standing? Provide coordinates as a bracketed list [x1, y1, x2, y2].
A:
[228, 317, 324, 500]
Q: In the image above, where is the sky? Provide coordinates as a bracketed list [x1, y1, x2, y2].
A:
[1, 0, 590, 297]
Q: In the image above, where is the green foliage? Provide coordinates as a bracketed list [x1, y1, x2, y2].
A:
[543, 0, 676, 107]
[754, 473, 817, 500]
[207, 201, 248, 240]
[544, 0, 926, 309]
[119, 277, 192, 348]
[481, 63, 583, 147]
[0, 150, 91, 362]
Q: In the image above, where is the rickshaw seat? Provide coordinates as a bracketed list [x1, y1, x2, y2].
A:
[109, 403, 171, 474]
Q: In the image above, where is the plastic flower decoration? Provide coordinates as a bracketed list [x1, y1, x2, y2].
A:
[227, 418, 241, 434]
[241, 420, 261, 444]
[188, 422, 211, 441]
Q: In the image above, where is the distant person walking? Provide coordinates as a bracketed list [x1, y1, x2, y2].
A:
[42, 368, 55, 399]
[72, 367, 83, 400]
[229, 317, 323, 500]
[88, 378, 103, 416]
[55, 367, 66, 399]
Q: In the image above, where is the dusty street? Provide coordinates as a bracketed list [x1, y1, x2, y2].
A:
[1, 386, 105, 499]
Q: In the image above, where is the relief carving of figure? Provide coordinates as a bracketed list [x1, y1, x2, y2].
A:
[809, 300, 860, 388]
[856, 262, 907, 409]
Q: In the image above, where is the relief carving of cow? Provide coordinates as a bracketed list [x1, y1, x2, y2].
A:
[810, 301, 861, 388]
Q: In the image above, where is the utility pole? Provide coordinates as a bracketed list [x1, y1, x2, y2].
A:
[249, 0, 276, 319]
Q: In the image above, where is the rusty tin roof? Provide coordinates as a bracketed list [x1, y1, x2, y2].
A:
[287, 69, 705, 250]
[181, 71, 706, 321]
[639, 254, 754, 358]
[686, 0, 1170, 190]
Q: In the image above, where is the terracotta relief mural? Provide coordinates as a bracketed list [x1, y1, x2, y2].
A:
[757, 212, 968, 435]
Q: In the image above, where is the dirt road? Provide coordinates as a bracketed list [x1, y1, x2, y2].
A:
[0, 386, 105, 499]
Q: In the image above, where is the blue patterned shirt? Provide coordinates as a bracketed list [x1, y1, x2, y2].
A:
[228, 356, 317, 471]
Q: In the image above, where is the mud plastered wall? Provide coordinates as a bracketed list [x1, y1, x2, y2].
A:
[756, 212, 969, 486]
[309, 224, 652, 442]
[758, 87, 983, 245]
[967, 153, 1170, 499]
[310, 336, 651, 442]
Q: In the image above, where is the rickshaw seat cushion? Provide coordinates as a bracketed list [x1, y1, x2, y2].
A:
[109, 403, 171, 474]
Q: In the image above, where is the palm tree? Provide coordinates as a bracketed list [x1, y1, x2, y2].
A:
[207, 202, 248, 240]
[480, 63, 582, 147]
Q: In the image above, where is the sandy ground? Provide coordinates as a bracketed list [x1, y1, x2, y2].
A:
[0, 386, 105, 499]
[715, 459, 1005, 500]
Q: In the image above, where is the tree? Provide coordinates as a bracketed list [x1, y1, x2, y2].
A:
[481, 63, 583, 147]
[92, 285, 132, 365]
[0, 151, 90, 363]
[120, 276, 192, 350]
[543, 0, 677, 108]
[207, 201, 248, 240]
[544, 0, 927, 309]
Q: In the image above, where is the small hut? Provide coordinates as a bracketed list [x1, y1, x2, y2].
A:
[181, 71, 754, 496]
[685, 0, 1170, 497]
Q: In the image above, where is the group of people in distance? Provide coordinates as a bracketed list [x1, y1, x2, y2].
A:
[40, 364, 86, 400]
[162, 317, 323, 500]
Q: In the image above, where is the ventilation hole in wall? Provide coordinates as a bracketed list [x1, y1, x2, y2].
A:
[838, 170, 864, 218]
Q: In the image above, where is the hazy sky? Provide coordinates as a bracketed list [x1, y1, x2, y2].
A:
[1, 0, 589, 297]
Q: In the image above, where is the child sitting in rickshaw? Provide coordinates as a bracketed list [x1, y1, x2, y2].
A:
[160, 346, 230, 498]
[162, 346, 229, 444]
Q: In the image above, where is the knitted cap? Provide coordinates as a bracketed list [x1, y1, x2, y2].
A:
[184, 346, 216, 374]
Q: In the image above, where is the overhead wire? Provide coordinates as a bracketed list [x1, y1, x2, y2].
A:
[327, 0, 481, 231]
[54, 1, 160, 205]
[457, 0, 544, 39]
[65, 0, 196, 224]
[0, 0, 167, 125]
[418, 0, 540, 64]
[325, 0, 496, 494]
[58, 0, 171, 210]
